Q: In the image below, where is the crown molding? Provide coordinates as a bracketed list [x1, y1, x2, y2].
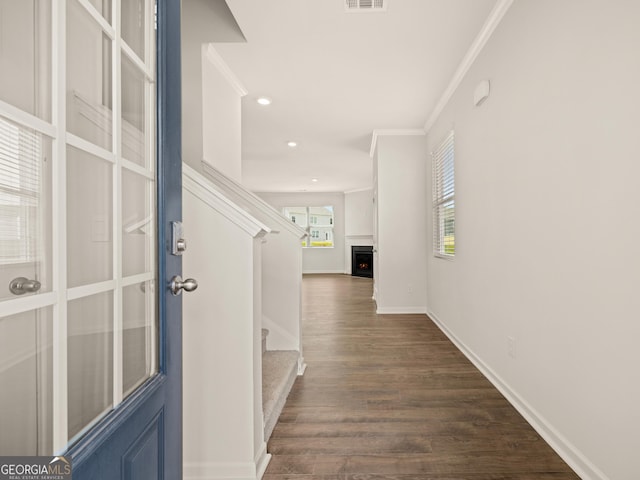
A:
[204, 44, 248, 97]
[344, 187, 374, 194]
[369, 129, 427, 158]
[424, 0, 514, 133]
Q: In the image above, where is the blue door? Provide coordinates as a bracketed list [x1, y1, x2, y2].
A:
[0, 0, 183, 475]
[66, 0, 184, 477]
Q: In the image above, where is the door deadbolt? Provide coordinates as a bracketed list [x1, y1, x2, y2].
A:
[171, 221, 187, 255]
[175, 238, 187, 253]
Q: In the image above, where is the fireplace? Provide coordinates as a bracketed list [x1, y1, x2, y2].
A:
[351, 246, 373, 278]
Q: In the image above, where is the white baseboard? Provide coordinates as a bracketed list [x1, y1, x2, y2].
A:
[302, 270, 345, 274]
[427, 310, 609, 480]
[297, 356, 307, 376]
[376, 306, 427, 314]
[255, 443, 271, 480]
[184, 446, 271, 480]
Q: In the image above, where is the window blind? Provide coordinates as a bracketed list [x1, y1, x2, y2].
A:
[432, 130, 455, 256]
[0, 116, 41, 264]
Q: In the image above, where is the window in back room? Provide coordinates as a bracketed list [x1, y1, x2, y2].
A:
[283, 206, 334, 247]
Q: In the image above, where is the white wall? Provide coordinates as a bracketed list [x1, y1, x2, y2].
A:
[182, 44, 243, 181]
[344, 189, 374, 275]
[183, 189, 254, 467]
[201, 47, 242, 182]
[199, 163, 305, 354]
[262, 233, 303, 351]
[181, 35, 203, 173]
[182, 185, 269, 478]
[182, 0, 245, 181]
[258, 192, 345, 274]
[345, 189, 373, 237]
[375, 135, 428, 314]
[426, 1, 640, 479]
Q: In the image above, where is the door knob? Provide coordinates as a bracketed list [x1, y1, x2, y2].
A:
[169, 275, 198, 296]
[9, 277, 42, 295]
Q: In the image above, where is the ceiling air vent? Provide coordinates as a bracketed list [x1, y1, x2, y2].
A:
[345, 0, 386, 13]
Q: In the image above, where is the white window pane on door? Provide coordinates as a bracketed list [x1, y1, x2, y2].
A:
[67, 292, 113, 442]
[66, 0, 113, 151]
[0, 0, 51, 121]
[122, 169, 154, 277]
[88, 0, 112, 24]
[122, 283, 156, 398]
[0, 307, 53, 455]
[0, 116, 52, 302]
[121, 56, 148, 168]
[121, 0, 145, 61]
[67, 146, 113, 288]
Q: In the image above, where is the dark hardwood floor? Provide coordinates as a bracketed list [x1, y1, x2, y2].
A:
[264, 274, 580, 479]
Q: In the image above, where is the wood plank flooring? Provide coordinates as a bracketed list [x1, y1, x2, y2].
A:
[264, 274, 580, 479]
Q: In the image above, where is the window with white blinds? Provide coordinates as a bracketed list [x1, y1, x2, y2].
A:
[0, 116, 41, 264]
[432, 130, 455, 257]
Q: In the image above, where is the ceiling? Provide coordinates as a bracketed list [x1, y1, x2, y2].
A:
[212, 0, 498, 193]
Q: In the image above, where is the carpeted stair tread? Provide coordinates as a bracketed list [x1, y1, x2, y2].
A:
[262, 350, 298, 441]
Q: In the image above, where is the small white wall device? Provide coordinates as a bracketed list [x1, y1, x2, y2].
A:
[474, 79, 491, 106]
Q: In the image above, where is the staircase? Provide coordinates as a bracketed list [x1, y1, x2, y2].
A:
[262, 329, 298, 441]
[184, 163, 305, 455]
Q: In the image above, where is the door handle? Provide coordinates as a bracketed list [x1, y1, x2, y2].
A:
[170, 275, 198, 296]
[9, 277, 42, 295]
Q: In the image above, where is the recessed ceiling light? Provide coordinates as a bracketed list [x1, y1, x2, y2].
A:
[287, 141, 297, 148]
[311, 178, 318, 183]
[256, 97, 271, 106]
